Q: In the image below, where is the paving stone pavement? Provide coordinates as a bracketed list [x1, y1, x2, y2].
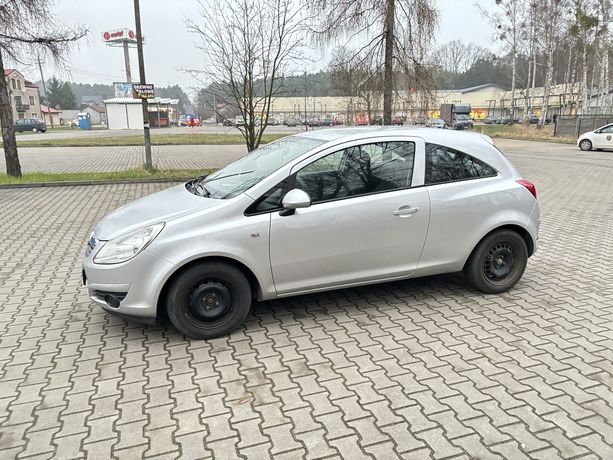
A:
[0, 145, 247, 173]
[0, 141, 612, 459]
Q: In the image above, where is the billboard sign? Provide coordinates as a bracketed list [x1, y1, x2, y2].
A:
[102, 28, 144, 44]
[132, 84, 155, 100]
[113, 82, 132, 98]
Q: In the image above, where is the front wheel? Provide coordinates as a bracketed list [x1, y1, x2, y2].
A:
[579, 139, 592, 151]
[463, 230, 528, 294]
[32, 127, 38, 133]
[166, 262, 252, 339]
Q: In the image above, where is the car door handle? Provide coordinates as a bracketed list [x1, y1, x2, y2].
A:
[393, 206, 419, 217]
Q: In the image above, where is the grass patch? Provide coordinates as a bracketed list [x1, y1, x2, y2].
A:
[17, 133, 286, 147]
[0, 168, 215, 185]
[473, 124, 575, 144]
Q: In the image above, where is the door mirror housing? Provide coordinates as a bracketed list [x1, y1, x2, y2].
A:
[280, 188, 311, 216]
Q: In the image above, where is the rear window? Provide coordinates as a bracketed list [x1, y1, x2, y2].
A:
[425, 143, 497, 185]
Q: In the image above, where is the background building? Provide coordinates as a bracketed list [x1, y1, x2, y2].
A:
[3, 69, 41, 121]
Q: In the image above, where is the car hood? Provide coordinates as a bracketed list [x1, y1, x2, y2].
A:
[94, 184, 222, 240]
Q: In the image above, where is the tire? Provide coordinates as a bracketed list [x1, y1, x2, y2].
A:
[463, 230, 528, 294]
[166, 262, 252, 339]
[32, 127, 38, 133]
[579, 139, 592, 151]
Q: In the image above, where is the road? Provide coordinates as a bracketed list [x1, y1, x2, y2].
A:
[0, 139, 612, 458]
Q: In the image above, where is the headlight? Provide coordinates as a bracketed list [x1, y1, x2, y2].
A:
[93, 223, 165, 265]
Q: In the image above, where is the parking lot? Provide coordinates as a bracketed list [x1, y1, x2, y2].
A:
[1, 139, 612, 459]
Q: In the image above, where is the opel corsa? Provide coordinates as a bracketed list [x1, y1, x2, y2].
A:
[83, 128, 540, 339]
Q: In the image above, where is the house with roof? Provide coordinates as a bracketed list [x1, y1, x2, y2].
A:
[81, 103, 107, 125]
[3, 69, 42, 122]
[40, 105, 62, 127]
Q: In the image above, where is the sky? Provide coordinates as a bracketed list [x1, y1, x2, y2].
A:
[29, 0, 498, 98]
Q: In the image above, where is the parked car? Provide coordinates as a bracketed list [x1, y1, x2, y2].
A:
[222, 118, 234, 127]
[355, 116, 369, 126]
[308, 118, 321, 127]
[370, 116, 383, 126]
[483, 116, 498, 125]
[234, 115, 245, 127]
[14, 118, 47, 133]
[320, 118, 334, 127]
[83, 127, 540, 339]
[577, 123, 613, 151]
[284, 117, 299, 127]
[428, 118, 445, 129]
[392, 116, 405, 126]
[523, 114, 539, 124]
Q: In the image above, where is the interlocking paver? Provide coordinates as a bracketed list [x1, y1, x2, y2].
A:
[1, 140, 613, 458]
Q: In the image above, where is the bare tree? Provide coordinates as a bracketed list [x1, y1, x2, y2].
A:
[435, 41, 489, 87]
[596, 0, 611, 113]
[537, 0, 563, 127]
[187, 0, 304, 151]
[479, 0, 527, 121]
[309, 0, 438, 125]
[568, 0, 598, 114]
[0, 0, 87, 177]
[330, 48, 382, 123]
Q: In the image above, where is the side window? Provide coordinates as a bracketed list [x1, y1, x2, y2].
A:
[425, 143, 497, 185]
[600, 125, 613, 134]
[295, 141, 415, 203]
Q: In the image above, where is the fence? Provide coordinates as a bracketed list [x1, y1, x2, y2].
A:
[555, 115, 613, 138]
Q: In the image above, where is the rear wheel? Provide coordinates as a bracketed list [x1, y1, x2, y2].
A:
[464, 230, 528, 294]
[166, 262, 252, 339]
[579, 139, 592, 151]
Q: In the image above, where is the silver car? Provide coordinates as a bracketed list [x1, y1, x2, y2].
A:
[83, 128, 540, 339]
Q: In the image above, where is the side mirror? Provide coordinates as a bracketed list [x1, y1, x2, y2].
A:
[280, 188, 311, 216]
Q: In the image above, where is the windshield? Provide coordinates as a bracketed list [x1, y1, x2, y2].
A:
[456, 114, 470, 121]
[186, 136, 325, 199]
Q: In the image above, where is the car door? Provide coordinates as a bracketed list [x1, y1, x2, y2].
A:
[268, 138, 430, 295]
[14, 120, 24, 132]
[593, 125, 613, 149]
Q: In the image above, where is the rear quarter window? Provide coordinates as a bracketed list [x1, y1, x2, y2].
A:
[425, 143, 497, 185]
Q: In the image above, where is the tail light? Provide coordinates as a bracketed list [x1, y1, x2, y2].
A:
[516, 179, 537, 199]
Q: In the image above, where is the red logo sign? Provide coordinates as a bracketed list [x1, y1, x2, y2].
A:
[103, 32, 110, 40]
[128, 30, 135, 39]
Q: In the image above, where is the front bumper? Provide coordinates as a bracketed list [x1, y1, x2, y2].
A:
[83, 248, 175, 323]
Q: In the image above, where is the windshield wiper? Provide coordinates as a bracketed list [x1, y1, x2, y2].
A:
[205, 170, 255, 183]
[186, 177, 211, 197]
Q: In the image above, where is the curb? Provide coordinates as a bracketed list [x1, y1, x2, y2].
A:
[0, 177, 192, 189]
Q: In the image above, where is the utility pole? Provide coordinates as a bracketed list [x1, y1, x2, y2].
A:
[37, 56, 53, 128]
[123, 41, 132, 83]
[133, 0, 153, 172]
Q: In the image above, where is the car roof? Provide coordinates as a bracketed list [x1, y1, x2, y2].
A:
[294, 126, 494, 148]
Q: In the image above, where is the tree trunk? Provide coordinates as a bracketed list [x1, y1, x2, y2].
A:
[0, 49, 22, 178]
[541, 43, 555, 128]
[581, 38, 589, 114]
[383, 0, 395, 125]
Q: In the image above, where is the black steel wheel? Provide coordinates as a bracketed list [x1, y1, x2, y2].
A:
[166, 262, 252, 339]
[464, 230, 528, 294]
